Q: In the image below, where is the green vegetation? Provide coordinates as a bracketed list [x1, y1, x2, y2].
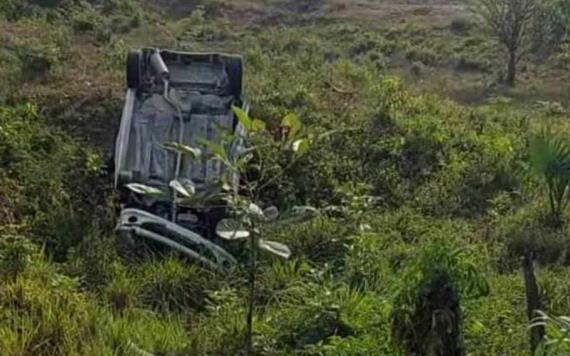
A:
[1, 0, 570, 354]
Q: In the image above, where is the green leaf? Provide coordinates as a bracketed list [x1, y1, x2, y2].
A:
[216, 219, 250, 240]
[263, 206, 279, 221]
[125, 183, 164, 196]
[281, 113, 301, 139]
[221, 181, 233, 192]
[528, 129, 570, 217]
[232, 106, 252, 130]
[200, 139, 228, 162]
[232, 106, 266, 133]
[251, 119, 267, 132]
[169, 179, 195, 197]
[247, 203, 265, 220]
[162, 142, 202, 159]
[292, 138, 310, 156]
[258, 239, 291, 259]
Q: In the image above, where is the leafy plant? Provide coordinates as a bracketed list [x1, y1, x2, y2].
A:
[138, 256, 213, 313]
[128, 107, 322, 353]
[0, 234, 37, 281]
[391, 244, 489, 355]
[532, 311, 570, 355]
[210, 107, 319, 354]
[527, 129, 570, 227]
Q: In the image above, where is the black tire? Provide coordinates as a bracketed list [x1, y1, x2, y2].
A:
[225, 56, 243, 99]
[126, 50, 143, 89]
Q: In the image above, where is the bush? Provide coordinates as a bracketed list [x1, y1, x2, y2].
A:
[391, 244, 489, 354]
[104, 266, 139, 312]
[538, 268, 570, 316]
[0, 21, 70, 82]
[0, 234, 38, 281]
[450, 17, 471, 35]
[496, 202, 570, 270]
[0, 104, 102, 259]
[504, 225, 570, 268]
[271, 217, 354, 267]
[454, 56, 487, 72]
[0, 260, 97, 354]
[0, 251, 191, 354]
[463, 274, 528, 354]
[188, 288, 246, 355]
[405, 46, 439, 66]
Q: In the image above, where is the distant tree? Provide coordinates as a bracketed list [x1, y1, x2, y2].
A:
[531, 5, 562, 58]
[475, 0, 537, 86]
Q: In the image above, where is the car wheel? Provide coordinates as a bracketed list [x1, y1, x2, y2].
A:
[225, 56, 243, 99]
[126, 50, 143, 89]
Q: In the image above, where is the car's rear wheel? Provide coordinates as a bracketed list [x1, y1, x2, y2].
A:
[126, 50, 143, 89]
[225, 56, 243, 99]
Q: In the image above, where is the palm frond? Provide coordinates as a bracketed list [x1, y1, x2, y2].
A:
[528, 129, 570, 219]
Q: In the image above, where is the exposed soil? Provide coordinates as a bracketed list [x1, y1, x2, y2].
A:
[330, 2, 468, 25]
[141, 0, 201, 20]
[147, 0, 470, 28]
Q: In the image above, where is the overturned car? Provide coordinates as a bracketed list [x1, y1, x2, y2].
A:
[113, 48, 247, 270]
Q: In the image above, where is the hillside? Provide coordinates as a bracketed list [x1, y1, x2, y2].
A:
[1, 0, 570, 355]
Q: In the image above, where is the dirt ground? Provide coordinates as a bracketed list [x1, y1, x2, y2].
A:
[146, 0, 471, 27]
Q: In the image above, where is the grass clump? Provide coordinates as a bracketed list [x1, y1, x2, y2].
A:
[138, 256, 215, 313]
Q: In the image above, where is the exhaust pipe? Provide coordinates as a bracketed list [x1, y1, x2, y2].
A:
[150, 50, 170, 82]
[152, 49, 184, 224]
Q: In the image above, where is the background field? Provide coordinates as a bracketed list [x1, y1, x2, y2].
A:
[1, 0, 570, 354]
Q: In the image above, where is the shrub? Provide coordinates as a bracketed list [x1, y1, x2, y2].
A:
[0, 260, 97, 354]
[450, 17, 471, 35]
[533, 311, 570, 355]
[527, 129, 570, 227]
[138, 256, 215, 312]
[11, 23, 70, 81]
[188, 288, 246, 355]
[463, 274, 528, 354]
[538, 268, 570, 316]
[0, 234, 38, 281]
[0, 0, 60, 20]
[103, 264, 139, 312]
[391, 244, 489, 354]
[505, 227, 570, 267]
[258, 283, 393, 354]
[0, 104, 103, 259]
[97, 309, 190, 354]
[410, 61, 424, 76]
[405, 46, 439, 66]
[535, 101, 567, 116]
[71, 10, 103, 33]
[496, 202, 570, 270]
[271, 217, 354, 267]
[0, 250, 191, 354]
[454, 56, 487, 72]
